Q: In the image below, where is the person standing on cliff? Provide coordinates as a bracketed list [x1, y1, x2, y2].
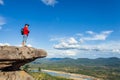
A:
[21, 24, 30, 46]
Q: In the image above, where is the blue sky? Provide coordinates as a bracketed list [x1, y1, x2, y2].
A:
[0, 0, 120, 58]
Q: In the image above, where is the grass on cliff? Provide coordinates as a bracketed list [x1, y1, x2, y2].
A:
[29, 72, 73, 80]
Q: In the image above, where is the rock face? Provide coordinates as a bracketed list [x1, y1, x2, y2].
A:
[0, 46, 47, 80]
[0, 71, 34, 80]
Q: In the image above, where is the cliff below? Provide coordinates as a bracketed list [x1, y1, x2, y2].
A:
[0, 46, 47, 80]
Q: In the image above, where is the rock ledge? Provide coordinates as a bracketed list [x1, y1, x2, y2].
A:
[0, 46, 47, 71]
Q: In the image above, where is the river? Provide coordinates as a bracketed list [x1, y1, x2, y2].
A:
[41, 70, 100, 80]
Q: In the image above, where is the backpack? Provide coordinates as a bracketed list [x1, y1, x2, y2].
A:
[21, 28, 24, 35]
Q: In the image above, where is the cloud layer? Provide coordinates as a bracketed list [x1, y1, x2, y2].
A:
[51, 31, 120, 55]
[41, 0, 58, 7]
[0, 43, 10, 46]
[80, 31, 113, 42]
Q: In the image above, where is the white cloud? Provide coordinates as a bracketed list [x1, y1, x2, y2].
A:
[54, 43, 80, 50]
[67, 37, 78, 45]
[27, 44, 32, 47]
[82, 30, 113, 41]
[86, 31, 95, 35]
[78, 44, 111, 52]
[102, 31, 113, 34]
[47, 49, 78, 58]
[0, 43, 10, 46]
[52, 31, 120, 54]
[17, 44, 32, 47]
[54, 41, 120, 54]
[64, 50, 77, 56]
[54, 38, 80, 50]
[53, 31, 113, 50]
[0, 0, 4, 5]
[52, 42, 120, 58]
[41, 0, 58, 7]
[112, 49, 120, 53]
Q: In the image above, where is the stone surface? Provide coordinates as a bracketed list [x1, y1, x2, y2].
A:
[0, 46, 47, 80]
[0, 46, 47, 71]
[0, 71, 34, 80]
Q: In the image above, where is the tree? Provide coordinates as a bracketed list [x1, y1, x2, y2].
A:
[23, 65, 30, 72]
[38, 67, 41, 72]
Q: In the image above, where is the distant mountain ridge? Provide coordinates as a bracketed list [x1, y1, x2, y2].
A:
[34, 57, 120, 67]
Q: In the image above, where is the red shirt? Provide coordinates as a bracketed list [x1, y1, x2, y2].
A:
[23, 26, 29, 35]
